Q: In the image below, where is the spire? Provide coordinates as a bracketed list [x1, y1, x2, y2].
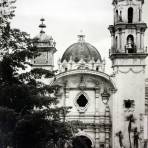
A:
[39, 18, 46, 33]
[77, 30, 85, 42]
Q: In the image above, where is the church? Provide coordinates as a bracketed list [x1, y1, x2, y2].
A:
[31, 0, 148, 148]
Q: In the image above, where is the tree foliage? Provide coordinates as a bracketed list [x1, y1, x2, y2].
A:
[0, 1, 72, 148]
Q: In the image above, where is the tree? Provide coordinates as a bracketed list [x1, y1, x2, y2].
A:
[0, 2, 72, 148]
[116, 131, 124, 148]
[126, 114, 135, 148]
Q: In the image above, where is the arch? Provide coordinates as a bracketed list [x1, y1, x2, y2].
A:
[96, 66, 99, 71]
[139, 9, 141, 22]
[52, 69, 117, 91]
[73, 133, 95, 148]
[128, 7, 133, 23]
[115, 36, 118, 49]
[72, 136, 92, 148]
[127, 34, 134, 41]
[119, 11, 122, 21]
[65, 67, 68, 71]
[126, 34, 136, 53]
[116, 10, 118, 22]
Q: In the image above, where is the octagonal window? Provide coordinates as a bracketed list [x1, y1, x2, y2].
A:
[77, 94, 88, 107]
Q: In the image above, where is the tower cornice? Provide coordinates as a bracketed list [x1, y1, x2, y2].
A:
[109, 23, 147, 33]
[112, 0, 144, 5]
[109, 53, 148, 60]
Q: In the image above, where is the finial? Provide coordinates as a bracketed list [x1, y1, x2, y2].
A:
[77, 30, 85, 42]
[39, 18, 46, 33]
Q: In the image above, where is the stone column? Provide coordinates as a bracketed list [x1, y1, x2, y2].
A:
[99, 113, 106, 148]
[141, 31, 144, 51]
[111, 36, 115, 53]
[95, 85, 101, 148]
[119, 31, 122, 51]
[105, 106, 111, 148]
[117, 33, 120, 52]
[63, 81, 69, 122]
[121, 31, 126, 53]
[136, 30, 141, 52]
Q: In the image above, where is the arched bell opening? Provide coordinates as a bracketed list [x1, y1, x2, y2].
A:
[116, 10, 118, 23]
[126, 34, 136, 53]
[72, 136, 92, 148]
[128, 7, 133, 23]
[115, 36, 118, 50]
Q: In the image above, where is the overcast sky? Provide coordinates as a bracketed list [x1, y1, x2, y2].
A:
[11, 0, 148, 74]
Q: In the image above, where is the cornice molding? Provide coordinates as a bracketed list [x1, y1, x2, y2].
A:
[53, 69, 117, 90]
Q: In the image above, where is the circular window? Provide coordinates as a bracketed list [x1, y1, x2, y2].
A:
[77, 94, 88, 107]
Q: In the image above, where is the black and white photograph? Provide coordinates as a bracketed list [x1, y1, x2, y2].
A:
[0, 0, 148, 148]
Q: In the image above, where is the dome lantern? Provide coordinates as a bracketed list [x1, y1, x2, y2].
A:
[77, 30, 85, 42]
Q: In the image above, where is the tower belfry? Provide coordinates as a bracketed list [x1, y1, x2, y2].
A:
[108, 0, 147, 148]
[109, 0, 147, 56]
[32, 18, 57, 71]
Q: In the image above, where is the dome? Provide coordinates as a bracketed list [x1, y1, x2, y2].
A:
[61, 35, 102, 63]
[33, 18, 53, 43]
[33, 31, 52, 43]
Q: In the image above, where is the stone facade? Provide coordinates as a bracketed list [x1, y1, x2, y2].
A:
[32, 0, 148, 148]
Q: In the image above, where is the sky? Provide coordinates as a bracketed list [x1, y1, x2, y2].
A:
[11, 0, 148, 74]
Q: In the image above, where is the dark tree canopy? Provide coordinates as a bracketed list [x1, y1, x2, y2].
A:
[0, 1, 72, 148]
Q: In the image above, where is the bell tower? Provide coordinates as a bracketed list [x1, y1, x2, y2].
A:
[109, 0, 147, 148]
[32, 18, 57, 71]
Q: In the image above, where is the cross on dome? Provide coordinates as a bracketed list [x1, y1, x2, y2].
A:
[77, 30, 85, 42]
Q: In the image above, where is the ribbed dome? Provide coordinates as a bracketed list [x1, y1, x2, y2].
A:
[61, 40, 102, 63]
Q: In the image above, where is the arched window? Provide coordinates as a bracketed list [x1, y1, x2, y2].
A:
[65, 67, 68, 71]
[116, 10, 119, 22]
[127, 35, 134, 45]
[115, 36, 118, 49]
[139, 9, 141, 22]
[128, 7, 133, 23]
[96, 66, 99, 71]
[126, 35, 136, 53]
[119, 11, 122, 21]
[72, 136, 92, 148]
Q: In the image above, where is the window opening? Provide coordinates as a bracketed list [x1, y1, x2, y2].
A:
[116, 10, 118, 23]
[124, 100, 135, 109]
[115, 36, 118, 50]
[128, 7, 133, 23]
[96, 66, 99, 71]
[77, 94, 88, 107]
[126, 35, 136, 53]
[65, 68, 68, 71]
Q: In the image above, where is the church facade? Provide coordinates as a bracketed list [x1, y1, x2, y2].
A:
[31, 0, 148, 148]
